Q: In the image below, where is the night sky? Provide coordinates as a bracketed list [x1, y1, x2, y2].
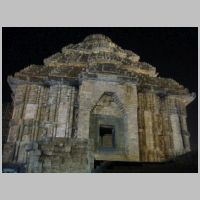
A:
[2, 27, 198, 151]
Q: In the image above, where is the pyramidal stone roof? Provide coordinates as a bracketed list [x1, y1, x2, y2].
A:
[9, 34, 194, 99]
[44, 34, 141, 67]
[42, 34, 157, 76]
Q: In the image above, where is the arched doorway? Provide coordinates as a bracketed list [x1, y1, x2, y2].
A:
[89, 92, 126, 156]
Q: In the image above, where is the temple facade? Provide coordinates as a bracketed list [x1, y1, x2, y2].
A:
[3, 34, 195, 172]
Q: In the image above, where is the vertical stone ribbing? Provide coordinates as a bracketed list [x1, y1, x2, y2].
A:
[137, 91, 182, 162]
[4, 82, 76, 164]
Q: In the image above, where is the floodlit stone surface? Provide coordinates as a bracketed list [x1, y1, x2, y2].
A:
[3, 34, 195, 172]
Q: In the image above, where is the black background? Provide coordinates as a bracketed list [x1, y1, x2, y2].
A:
[2, 27, 198, 151]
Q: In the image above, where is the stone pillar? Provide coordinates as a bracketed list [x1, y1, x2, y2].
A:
[180, 115, 191, 152]
[170, 114, 184, 155]
[77, 80, 92, 139]
[125, 84, 139, 160]
[139, 92, 157, 162]
[144, 110, 154, 150]
[167, 96, 185, 156]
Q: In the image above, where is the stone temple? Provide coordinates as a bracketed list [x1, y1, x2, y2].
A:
[3, 34, 195, 172]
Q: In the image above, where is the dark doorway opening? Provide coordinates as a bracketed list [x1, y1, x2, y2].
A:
[99, 125, 115, 148]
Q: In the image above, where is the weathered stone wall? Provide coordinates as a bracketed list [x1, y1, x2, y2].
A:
[27, 138, 93, 173]
[3, 77, 192, 171]
[138, 91, 190, 162]
[3, 83, 77, 165]
[138, 92, 174, 162]
[3, 82, 94, 172]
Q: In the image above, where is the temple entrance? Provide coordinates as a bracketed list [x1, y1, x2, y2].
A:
[99, 125, 115, 148]
[89, 92, 125, 154]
